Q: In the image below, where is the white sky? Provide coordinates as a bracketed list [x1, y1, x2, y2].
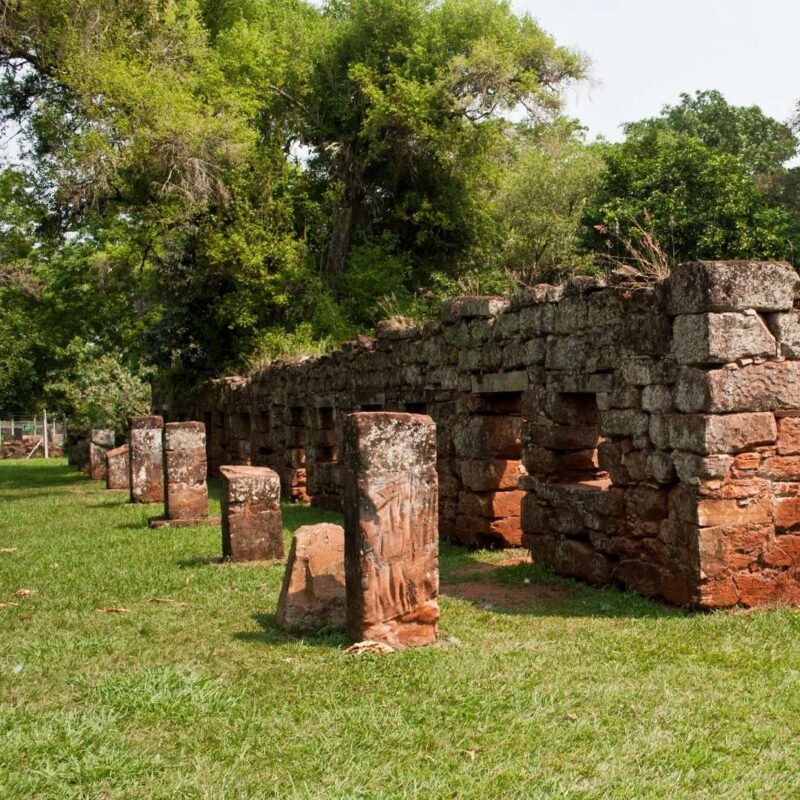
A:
[517, 0, 800, 141]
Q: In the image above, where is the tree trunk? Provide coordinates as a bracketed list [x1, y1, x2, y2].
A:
[324, 200, 354, 277]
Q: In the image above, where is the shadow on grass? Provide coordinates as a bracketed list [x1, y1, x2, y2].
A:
[0, 461, 86, 496]
[440, 557, 688, 620]
[232, 612, 349, 648]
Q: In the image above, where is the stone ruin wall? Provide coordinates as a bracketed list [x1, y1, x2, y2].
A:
[195, 261, 800, 609]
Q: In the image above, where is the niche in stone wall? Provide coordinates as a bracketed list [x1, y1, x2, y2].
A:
[315, 406, 338, 464]
[404, 402, 428, 415]
[251, 408, 275, 466]
[532, 392, 604, 483]
[456, 392, 526, 547]
[284, 406, 308, 501]
[233, 412, 252, 464]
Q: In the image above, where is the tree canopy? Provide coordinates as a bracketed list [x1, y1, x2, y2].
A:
[1, 4, 799, 422]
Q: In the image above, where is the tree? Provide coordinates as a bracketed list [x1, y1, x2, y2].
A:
[300, 0, 587, 280]
[587, 92, 800, 267]
[485, 122, 605, 284]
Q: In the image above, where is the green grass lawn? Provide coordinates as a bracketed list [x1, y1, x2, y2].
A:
[1, 459, 799, 799]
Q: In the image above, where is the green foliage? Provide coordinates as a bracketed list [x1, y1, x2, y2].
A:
[44, 346, 152, 431]
[588, 92, 800, 267]
[484, 123, 606, 284]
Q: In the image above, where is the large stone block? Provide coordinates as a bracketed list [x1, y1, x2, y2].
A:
[672, 311, 776, 365]
[440, 296, 509, 322]
[89, 429, 115, 482]
[649, 412, 776, 455]
[150, 422, 213, 527]
[453, 415, 522, 459]
[105, 444, 129, 491]
[663, 261, 799, 314]
[220, 465, 284, 561]
[343, 412, 439, 649]
[276, 523, 346, 631]
[675, 361, 800, 413]
[128, 416, 164, 503]
[459, 459, 525, 492]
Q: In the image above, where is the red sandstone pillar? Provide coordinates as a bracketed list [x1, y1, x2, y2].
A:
[150, 422, 217, 528]
[343, 412, 440, 649]
[89, 429, 115, 482]
[105, 444, 130, 491]
[128, 415, 164, 503]
[220, 465, 284, 561]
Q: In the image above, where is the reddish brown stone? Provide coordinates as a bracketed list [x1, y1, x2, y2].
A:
[459, 459, 525, 492]
[220, 465, 284, 561]
[697, 575, 739, 608]
[344, 412, 439, 649]
[105, 444, 129, 491]
[128, 416, 164, 503]
[89, 429, 115, 482]
[777, 415, 800, 455]
[276, 524, 346, 631]
[160, 422, 210, 523]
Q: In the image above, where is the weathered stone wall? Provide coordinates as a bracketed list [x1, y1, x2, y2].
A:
[196, 261, 800, 609]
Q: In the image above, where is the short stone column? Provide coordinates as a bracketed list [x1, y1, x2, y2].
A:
[276, 523, 346, 630]
[128, 415, 164, 504]
[220, 466, 284, 561]
[89, 429, 115, 482]
[343, 412, 439, 649]
[105, 444, 130, 491]
[150, 422, 217, 528]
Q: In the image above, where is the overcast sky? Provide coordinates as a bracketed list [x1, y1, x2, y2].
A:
[517, 0, 800, 141]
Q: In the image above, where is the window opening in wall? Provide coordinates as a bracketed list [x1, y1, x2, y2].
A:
[252, 409, 274, 464]
[360, 404, 383, 412]
[404, 402, 427, 415]
[544, 392, 604, 484]
[457, 391, 525, 548]
[234, 412, 252, 463]
[315, 406, 337, 463]
[288, 406, 307, 463]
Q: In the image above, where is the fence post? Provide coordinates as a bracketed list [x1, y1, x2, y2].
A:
[43, 408, 49, 459]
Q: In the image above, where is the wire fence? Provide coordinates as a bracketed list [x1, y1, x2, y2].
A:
[0, 413, 67, 458]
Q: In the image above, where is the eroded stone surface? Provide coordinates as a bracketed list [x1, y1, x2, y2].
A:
[128, 416, 164, 503]
[161, 421, 210, 522]
[89, 429, 115, 482]
[105, 444, 129, 491]
[195, 260, 800, 611]
[672, 311, 776, 365]
[276, 523, 346, 630]
[344, 412, 439, 648]
[220, 465, 283, 561]
[663, 261, 799, 314]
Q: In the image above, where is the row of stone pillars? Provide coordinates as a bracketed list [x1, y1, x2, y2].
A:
[87, 411, 440, 650]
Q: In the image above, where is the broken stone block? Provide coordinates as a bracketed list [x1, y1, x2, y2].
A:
[663, 261, 799, 314]
[343, 412, 439, 649]
[150, 422, 216, 528]
[105, 444, 129, 491]
[89, 429, 115, 482]
[276, 523, 346, 631]
[220, 465, 284, 561]
[672, 311, 777, 365]
[128, 416, 164, 504]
